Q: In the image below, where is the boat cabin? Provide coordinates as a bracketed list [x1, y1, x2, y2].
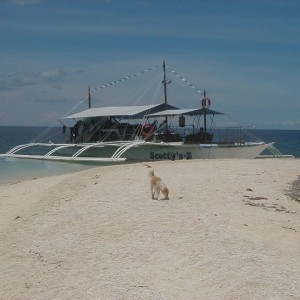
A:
[63, 104, 223, 144]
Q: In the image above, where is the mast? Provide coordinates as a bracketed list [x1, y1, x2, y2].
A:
[201, 90, 212, 142]
[162, 60, 171, 127]
[162, 60, 168, 109]
[88, 86, 91, 109]
[203, 90, 207, 135]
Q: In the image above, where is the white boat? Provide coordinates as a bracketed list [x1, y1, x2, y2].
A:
[1, 61, 279, 163]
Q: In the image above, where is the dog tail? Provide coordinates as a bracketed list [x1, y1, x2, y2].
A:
[149, 169, 154, 177]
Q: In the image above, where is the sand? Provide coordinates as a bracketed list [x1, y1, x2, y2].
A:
[0, 159, 299, 300]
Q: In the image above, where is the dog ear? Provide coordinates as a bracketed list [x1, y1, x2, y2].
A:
[149, 169, 154, 177]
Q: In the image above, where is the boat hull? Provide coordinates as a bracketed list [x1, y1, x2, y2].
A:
[121, 142, 270, 160]
[0, 141, 271, 162]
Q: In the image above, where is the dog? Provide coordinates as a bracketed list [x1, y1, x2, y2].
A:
[149, 169, 169, 200]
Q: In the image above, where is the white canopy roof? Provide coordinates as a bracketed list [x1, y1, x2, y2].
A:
[146, 108, 224, 117]
[63, 103, 178, 119]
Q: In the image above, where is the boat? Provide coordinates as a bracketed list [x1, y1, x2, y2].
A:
[1, 61, 279, 163]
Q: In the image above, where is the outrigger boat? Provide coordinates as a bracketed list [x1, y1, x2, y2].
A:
[1, 61, 278, 162]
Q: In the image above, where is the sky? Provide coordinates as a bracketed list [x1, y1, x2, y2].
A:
[0, 0, 299, 129]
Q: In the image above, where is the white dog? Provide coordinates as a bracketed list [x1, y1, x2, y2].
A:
[149, 169, 169, 200]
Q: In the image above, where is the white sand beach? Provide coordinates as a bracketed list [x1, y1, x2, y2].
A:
[0, 159, 299, 300]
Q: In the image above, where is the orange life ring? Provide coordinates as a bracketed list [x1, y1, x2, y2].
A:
[141, 124, 156, 138]
[201, 97, 211, 108]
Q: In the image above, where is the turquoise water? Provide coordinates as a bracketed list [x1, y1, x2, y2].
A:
[0, 126, 299, 184]
[0, 126, 95, 184]
[0, 157, 93, 184]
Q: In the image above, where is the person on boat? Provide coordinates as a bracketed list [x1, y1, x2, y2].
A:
[62, 125, 67, 134]
[199, 127, 213, 143]
[179, 115, 185, 127]
[69, 120, 83, 143]
[199, 127, 205, 140]
[70, 127, 75, 143]
[158, 119, 167, 133]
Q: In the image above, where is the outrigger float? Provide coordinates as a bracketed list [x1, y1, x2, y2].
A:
[1, 61, 287, 163]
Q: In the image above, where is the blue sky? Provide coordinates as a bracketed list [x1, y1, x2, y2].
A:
[0, 0, 299, 129]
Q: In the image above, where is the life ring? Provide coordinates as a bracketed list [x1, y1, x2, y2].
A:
[141, 124, 156, 138]
[201, 97, 211, 108]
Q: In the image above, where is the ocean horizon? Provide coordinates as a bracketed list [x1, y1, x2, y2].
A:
[0, 126, 299, 184]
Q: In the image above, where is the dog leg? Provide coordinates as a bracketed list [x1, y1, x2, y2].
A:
[151, 183, 157, 200]
[155, 186, 160, 200]
[151, 184, 154, 199]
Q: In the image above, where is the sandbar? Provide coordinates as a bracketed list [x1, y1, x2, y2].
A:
[0, 159, 299, 299]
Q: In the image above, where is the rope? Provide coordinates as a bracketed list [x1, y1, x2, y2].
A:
[61, 96, 89, 119]
[30, 126, 57, 143]
[90, 65, 162, 93]
[31, 63, 204, 143]
[117, 71, 163, 107]
[60, 65, 162, 119]
[63, 65, 203, 120]
[168, 67, 203, 95]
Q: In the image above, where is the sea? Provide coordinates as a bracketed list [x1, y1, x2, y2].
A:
[0, 126, 299, 184]
[0, 126, 97, 185]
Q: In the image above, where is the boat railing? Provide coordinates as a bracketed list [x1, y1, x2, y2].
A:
[257, 143, 295, 159]
[5, 143, 40, 156]
[71, 144, 97, 158]
[112, 140, 145, 159]
[209, 126, 259, 144]
[45, 145, 76, 157]
[153, 125, 263, 145]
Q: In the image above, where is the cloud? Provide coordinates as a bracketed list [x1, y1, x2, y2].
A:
[0, 68, 66, 90]
[9, 0, 44, 5]
[8, 0, 110, 5]
[31, 96, 71, 104]
[38, 67, 66, 83]
[0, 72, 38, 90]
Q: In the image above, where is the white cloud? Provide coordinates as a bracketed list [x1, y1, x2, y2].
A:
[0, 72, 37, 90]
[0, 68, 66, 90]
[38, 68, 66, 83]
[9, 0, 44, 5]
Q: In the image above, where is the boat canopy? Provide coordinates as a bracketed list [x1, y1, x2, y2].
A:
[63, 103, 178, 120]
[146, 108, 225, 117]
